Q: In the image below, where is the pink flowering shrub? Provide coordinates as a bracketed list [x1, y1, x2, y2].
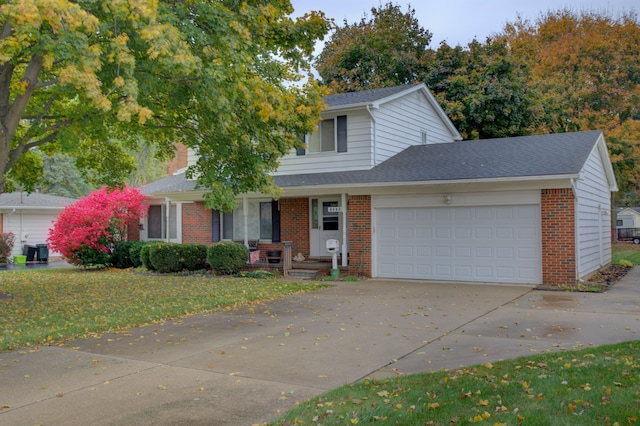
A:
[0, 232, 16, 263]
[48, 187, 148, 266]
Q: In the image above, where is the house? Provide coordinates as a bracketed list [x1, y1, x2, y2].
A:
[616, 207, 640, 229]
[140, 83, 618, 285]
[0, 191, 78, 259]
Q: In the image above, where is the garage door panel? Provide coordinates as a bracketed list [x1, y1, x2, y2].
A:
[475, 247, 492, 257]
[475, 266, 493, 278]
[375, 204, 541, 284]
[496, 247, 514, 259]
[496, 267, 516, 279]
[435, 246, 451, 257]
[397, 246, 413, 257]
[496, 228, 514, 239]
[455, 247, 472, 257]
[416, 264, 432, 275]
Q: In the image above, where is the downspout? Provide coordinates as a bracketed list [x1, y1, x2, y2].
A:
[366, 105, 377, 166]
[598, 204, 605, 267]
[570, 178, 580, 281]
[341, 193, 347, 267]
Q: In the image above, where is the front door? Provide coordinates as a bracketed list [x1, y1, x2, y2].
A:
[310, 198, 342, 257]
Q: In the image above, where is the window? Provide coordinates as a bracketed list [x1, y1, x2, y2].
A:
[222, 200, 275, 240]
[299, 115, 347, 154]
[147, 204, 177, 240]
[617, 220, 623, 227]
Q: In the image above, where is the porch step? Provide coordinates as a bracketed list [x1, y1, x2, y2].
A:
[287, 269, 320, 279]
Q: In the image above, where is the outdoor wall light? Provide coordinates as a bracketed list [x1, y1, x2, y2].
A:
[443, 194, 452, 204]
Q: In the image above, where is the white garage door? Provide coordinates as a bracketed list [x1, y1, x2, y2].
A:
[375, 205, 541, 284]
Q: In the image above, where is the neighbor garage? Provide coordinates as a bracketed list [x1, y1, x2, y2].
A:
[373, 192, 542, 284]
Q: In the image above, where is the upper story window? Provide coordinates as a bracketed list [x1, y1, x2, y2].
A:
[297, 115, 347, 155]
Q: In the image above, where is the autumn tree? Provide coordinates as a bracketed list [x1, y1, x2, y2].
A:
[0, 0, 330, 210]
[316, 2, 431, 92]
[499, 9, 640, 201]
[48, 186, 147, 266]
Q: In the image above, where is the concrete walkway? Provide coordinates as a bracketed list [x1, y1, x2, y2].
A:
[1, 270, 638, 425]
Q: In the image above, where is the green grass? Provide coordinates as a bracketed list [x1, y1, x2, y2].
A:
[612, 242, 640, 265]
[0, 268, 325, 352]
[271, 341, 640, 425]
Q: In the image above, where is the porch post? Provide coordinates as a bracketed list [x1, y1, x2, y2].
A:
[341, 193, 347, 267]
[165, 198, 170, 242]
[242, 196, 249, 246]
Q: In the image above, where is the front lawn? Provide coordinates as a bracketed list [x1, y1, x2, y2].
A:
[0, 268, 324, 352]
[612, 242, 640, 265]
[271, 341, 640, 425]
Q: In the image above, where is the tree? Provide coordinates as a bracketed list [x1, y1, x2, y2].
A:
[35, 152, 93, 198]
[423, 38, 534, 139]
[316, 2, 431, 92]
[500, 9, 640, 201]
[48, 186, 147, 266]
[1, 0, 330, 210]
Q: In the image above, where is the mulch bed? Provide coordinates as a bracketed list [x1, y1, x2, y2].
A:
[536, 264, 631, 292]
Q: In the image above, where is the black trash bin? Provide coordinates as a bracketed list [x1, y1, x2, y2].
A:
[23, 245, 37, 262]
[36, 244, 49, 262]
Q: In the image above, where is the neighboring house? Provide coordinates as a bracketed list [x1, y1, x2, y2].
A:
[616, 207, 640, 229]
[0, 192, 77, 259]
[140, 83, 618, 286]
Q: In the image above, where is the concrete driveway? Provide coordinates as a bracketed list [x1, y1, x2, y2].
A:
[1, 270, 638, 425]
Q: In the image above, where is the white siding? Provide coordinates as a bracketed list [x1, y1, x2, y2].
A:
[275, 110, 374, 175]
[373, 90, 456, 164]
[275, 89, 458, 176]
[3, 210, 62, 257]
[574, 145, 612, 278]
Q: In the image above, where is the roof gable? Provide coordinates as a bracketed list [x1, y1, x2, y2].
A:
[324, 83, 462, 141]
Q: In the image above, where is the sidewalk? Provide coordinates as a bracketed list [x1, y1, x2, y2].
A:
[0, 271, 638, 425]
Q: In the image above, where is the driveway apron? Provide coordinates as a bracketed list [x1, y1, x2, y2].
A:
[1, 272, 638, 425]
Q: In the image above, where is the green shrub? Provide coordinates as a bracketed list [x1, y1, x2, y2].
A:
[207, 241, 249, 275]
[149, 243, 182, 273]
[181, 244, 208, 271]
[129, 241, 152, 268]
[72, 244, 111, 269]
[112, 241, 135, 269]
[139, 243, 155, 271]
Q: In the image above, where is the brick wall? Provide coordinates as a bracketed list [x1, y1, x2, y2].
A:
[278, 198, 309, 256]
[347, 195, 372, 277]
[182, 202, 213, 244]
[541, 188, 576, 285]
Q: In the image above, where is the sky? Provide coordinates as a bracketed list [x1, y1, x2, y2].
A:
[290, 0, 638, 48]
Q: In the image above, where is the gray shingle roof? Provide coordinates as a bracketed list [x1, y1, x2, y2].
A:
[143, 131, 604, 195]
[274, 130, 602, 187]
[325, 84, 420, 108]
[0, 192, 77, 208]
